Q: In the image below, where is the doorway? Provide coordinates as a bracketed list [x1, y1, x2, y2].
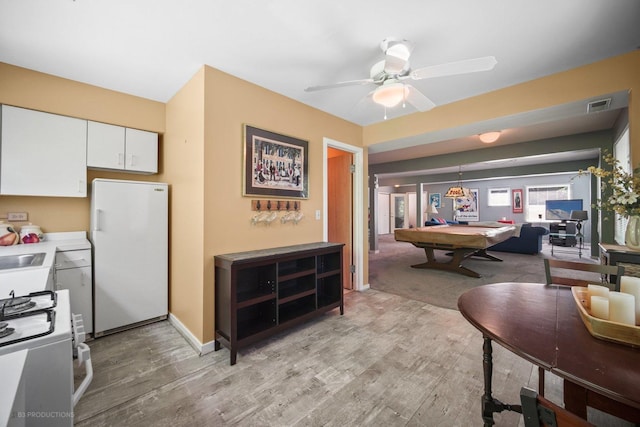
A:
[391, 193, 408, 230]
[328, 147, 353, 290]
[377, 193, 390, 234]
[323, 137, 364, 292]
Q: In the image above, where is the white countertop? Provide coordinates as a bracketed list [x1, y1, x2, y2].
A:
[0, 231, 90, 297]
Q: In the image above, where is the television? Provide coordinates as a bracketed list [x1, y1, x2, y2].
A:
[545, 199, 583, 221]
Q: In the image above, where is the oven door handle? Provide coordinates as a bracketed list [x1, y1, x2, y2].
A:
[73, 342, 93, 407]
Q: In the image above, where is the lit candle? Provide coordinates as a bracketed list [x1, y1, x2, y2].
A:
[608, 291, 636, 325]
[587, 284, 609, 308]
[620, 276, 640, 326]
[590, 296, 609, 320]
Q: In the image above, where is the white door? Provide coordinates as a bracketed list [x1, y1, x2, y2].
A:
[391, 194, 408, 230]
[378, 193, 390, 234]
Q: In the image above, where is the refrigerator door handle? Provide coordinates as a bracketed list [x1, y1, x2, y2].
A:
[93, 208, 101, 231]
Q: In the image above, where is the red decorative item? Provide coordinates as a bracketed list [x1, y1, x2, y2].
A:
[512, 189, 523, 213]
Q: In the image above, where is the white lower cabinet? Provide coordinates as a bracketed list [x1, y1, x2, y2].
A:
[55, 249, 93, 334]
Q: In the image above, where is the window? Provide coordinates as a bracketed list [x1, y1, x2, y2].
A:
[525, 185, 570, 222]
[487, 188, 511, 206]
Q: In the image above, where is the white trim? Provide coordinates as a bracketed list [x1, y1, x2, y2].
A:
[323, 138, 365, 292]
[168, 313, 217, 356]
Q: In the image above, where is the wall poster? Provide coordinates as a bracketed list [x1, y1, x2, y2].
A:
[453, 189, 479, 222]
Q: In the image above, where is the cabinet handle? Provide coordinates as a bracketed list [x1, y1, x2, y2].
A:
[131, 154, 137, 166]
[118, 153, 124, 166]
[78, 180, 84, 193]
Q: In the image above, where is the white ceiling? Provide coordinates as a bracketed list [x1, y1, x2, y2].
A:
[1, 1, 639, 166]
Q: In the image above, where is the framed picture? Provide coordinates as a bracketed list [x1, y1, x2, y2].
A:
[243, 125, 309, 199]
[429, 192, 441, 208]
[453, 189, 479, 222]
[512, 189, 523, 213]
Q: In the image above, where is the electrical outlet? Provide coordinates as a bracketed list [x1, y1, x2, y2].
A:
[7, 212, 28, 221]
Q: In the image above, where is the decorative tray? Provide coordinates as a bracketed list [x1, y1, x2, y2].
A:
[572, 286, 640, 348]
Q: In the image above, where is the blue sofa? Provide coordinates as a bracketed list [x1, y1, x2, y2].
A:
[488, 224, 549, 254]
[424, 218, 468, 226]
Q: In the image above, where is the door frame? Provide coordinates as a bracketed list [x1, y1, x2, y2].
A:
[323, 137, 364, 292]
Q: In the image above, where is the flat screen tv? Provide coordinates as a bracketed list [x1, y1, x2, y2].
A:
[545, 199, 583, 221]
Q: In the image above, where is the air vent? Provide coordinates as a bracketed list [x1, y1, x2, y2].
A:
[587, 98, 611, 113]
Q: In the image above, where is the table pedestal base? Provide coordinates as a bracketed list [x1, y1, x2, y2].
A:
[411, 246, 503, 278]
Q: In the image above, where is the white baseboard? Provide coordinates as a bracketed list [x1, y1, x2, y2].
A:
[360, 283, 370, 291]
[168, 313, 217, 356]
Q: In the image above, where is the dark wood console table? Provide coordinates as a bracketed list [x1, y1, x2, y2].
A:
[458, 282, 640, 426]
[215, 242, 344, 365]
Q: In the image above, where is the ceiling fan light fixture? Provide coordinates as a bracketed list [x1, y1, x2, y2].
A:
[372, 82, 408, 108]
[479, 131, 501, 143]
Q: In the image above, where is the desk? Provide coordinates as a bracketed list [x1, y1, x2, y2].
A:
[458, 282, 640, 426]
[394, 225, 515, 278]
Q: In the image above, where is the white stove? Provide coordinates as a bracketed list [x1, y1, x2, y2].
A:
[0, 290, 92, 427]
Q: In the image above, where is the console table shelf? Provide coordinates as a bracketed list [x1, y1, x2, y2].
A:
[215, 242, 344, 365]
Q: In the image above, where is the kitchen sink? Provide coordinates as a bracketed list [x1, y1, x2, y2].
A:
[0, 253, 46, 270]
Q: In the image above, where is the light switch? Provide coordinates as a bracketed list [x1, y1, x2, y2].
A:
[315, 210, 321, 220]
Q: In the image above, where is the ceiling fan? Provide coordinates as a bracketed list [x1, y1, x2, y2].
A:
[305, 37, 497, 115]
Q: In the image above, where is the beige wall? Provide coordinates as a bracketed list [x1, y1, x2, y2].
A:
[195, 66, 361, 343]
[161, 68, 207, 341]
[161, 65, 364, 344]
[364, 50, 640, 166]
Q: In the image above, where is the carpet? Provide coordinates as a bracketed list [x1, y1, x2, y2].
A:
[369, 233, 596, 311]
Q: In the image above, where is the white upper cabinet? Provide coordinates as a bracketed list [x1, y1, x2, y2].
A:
[0, 105, 87, 197]
[87, 121, 158, 174]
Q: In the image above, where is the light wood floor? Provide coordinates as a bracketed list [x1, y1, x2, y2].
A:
[73, 288, 631, 426]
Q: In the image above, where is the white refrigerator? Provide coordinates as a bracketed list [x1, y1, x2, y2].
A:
[90, 179, 168, 336]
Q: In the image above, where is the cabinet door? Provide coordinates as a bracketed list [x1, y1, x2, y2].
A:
[87, 121, 126, 170]
[1, 105, 87, 197]
[125, 128, 157, 173]
[56, 266, 93, 334]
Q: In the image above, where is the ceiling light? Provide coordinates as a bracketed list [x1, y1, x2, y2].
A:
[479, 131, 501, 143]
[372, 82, 408, 108]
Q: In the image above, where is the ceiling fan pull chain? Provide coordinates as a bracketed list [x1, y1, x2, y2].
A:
[384, 106, 388, 120]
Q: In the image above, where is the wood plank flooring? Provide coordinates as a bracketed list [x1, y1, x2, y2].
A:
[73, 289, 631, 426]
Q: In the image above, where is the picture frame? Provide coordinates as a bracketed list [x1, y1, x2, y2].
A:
[453, 189, 479, 222]
[512, 189, 523, 213]
[243, 125, 309, 199]
[429, 192, 441, 209]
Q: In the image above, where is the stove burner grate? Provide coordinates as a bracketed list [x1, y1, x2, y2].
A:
[0, 297, 37, 316]
[0, 322, 15, 339]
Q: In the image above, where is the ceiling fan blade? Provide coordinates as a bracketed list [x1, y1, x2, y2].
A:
[405, 85, 436, 112]
[304, 78, 374, 92]
[410, 56, 497, 80]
